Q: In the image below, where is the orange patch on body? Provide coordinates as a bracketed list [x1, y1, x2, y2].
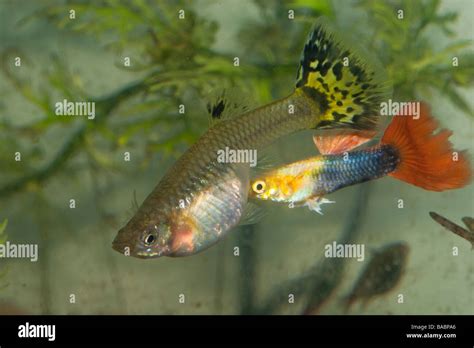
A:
[289, 174, 307, 193]
[171, 220, 195, 253]
[278, 176, 295, 197]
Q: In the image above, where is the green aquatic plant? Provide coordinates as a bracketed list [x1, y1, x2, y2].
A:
[356, 0, 473, 114]
[1, 0, 471, 199]
[0, 219, 8, 243]
[0, 0, 292, 198]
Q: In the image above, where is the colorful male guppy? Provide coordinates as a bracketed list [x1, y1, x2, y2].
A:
[112, 19, 390, 258]
[250, 103, 471, 213]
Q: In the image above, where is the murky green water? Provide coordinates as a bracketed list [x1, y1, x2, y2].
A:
[0, 0, 472, 315]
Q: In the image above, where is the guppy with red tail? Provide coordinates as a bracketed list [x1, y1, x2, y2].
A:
[250, 103, 471, 213]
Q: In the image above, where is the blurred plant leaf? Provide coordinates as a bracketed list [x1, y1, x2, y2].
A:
[287, 0, 333, 17]
[0, 218, 8, 289]
[0, 219, 7, 242]
[1, 0, 472, 202]
[357, 0, 473, 116]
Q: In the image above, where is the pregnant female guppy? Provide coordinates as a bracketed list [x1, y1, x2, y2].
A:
[250, 103, 471, 212]
[112, 19, 390, 258]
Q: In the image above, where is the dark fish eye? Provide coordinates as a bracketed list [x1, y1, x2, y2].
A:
[144, 233, 156, 246]
[252, 180, 266, 194]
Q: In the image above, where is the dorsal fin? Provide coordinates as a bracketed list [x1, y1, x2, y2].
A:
[206, 97, 227, 120]
[206, 89, 252, 124]
[312, 131, 376, 155]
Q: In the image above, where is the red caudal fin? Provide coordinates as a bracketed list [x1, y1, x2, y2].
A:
[381, 102, 471, 191]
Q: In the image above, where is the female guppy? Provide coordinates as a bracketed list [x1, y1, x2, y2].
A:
[250, 103, 471, 213]
[113, 19, 390, 258]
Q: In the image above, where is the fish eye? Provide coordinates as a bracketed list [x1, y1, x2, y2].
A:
[143, 233, 156, 246]
[252, 180, 266, 194]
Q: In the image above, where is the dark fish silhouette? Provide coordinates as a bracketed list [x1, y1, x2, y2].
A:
[342, 241, 409, 312]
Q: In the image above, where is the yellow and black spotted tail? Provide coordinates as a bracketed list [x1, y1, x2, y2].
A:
[295, 18, 391, 131]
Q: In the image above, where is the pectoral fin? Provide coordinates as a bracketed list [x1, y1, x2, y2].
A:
[304, 196, 336, 215]
[240, 202, 266, 225]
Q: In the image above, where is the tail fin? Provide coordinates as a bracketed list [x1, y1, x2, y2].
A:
[295, 18, 391, 131]
[381, 103, 471, 191]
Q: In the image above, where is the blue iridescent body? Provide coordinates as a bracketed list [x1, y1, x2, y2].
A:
[313, 145, 400, 195]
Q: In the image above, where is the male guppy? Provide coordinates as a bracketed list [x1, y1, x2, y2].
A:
[250, 103, 471, 213]
[112, 19, 389, 258]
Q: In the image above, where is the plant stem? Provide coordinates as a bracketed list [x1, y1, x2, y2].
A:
[238, 224, 258, 315]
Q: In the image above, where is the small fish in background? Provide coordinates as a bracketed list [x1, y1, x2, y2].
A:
[341, 241, 410, 313]
[429, 212, 474, 249]
[250, 103, 472, 214]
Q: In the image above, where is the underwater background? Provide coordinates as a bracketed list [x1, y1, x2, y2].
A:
[0, 0, 472, 315]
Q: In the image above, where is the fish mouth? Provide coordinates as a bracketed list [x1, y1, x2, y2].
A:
[111, 240, 124, 252]
[111, 234, 132, 255]
[111, 228, 137, 256]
